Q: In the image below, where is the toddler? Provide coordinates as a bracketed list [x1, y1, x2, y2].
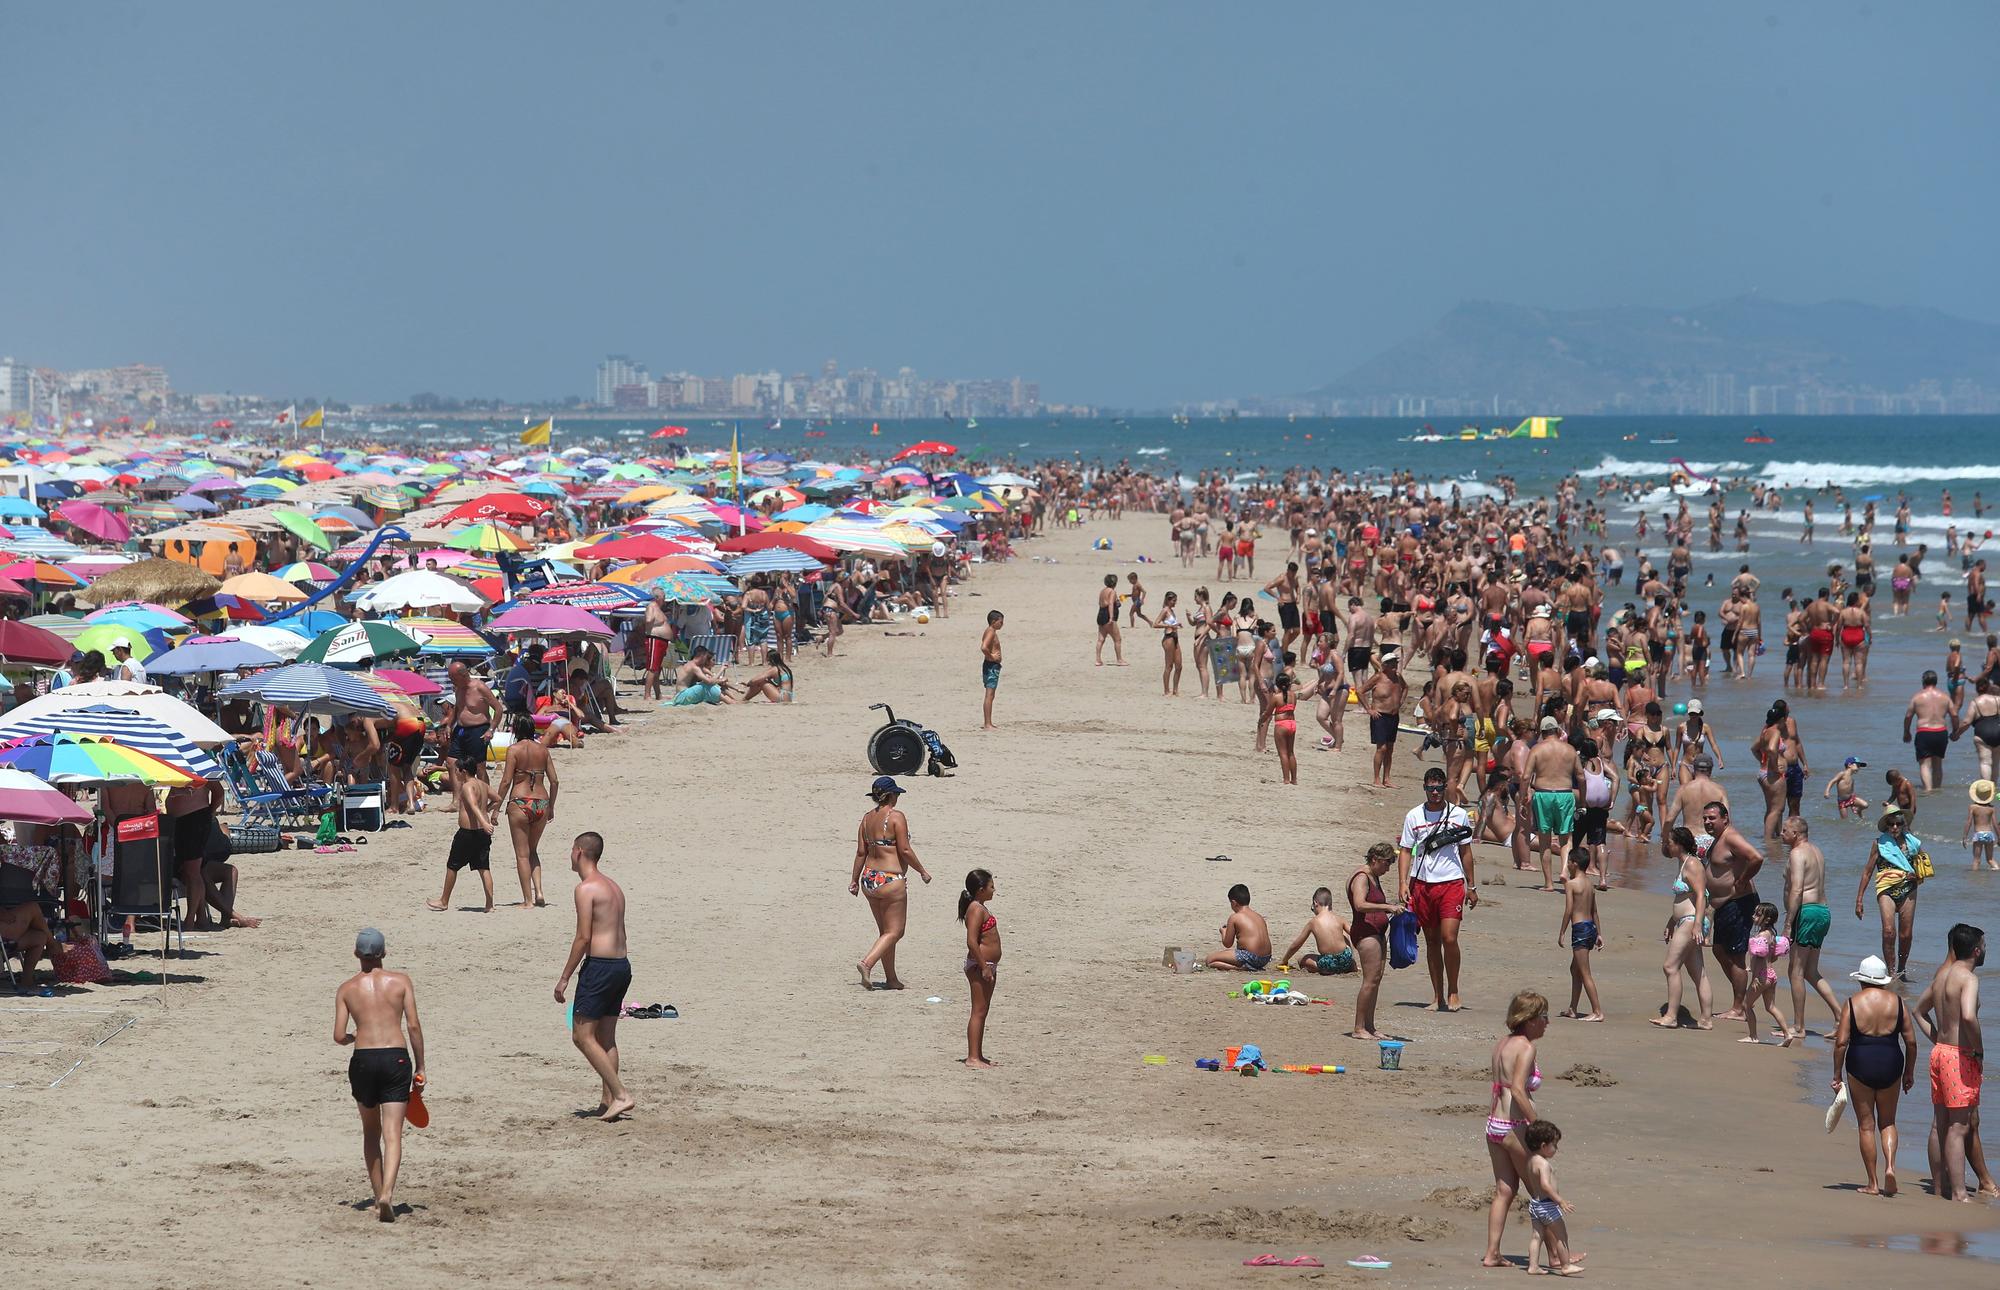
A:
[1522, 1120, 1583, 1275]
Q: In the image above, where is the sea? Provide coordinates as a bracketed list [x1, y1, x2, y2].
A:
[560, 412, 1997, 1159]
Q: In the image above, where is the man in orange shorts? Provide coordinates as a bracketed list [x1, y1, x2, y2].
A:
[1917, 922, 1988, 1201]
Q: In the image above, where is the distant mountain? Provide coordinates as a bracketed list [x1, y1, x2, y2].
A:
[1304, 296, 2000, 410]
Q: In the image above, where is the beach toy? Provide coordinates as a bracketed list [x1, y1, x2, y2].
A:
[913, 608, 931, 624]
[1141, 1054, 1169, 1066]
[1276, 1064, 1346, 1074]
[1223, 1045, 1242, 1069]
[1378, 1040, 1405, 1070]
[1347, 688, 1360, 705]
[406, 1073, 430, 1129]
[1196, 1057, 1221, 1070]
[1172, 949, 1196, 974]
[1673, 701, 1688, 715]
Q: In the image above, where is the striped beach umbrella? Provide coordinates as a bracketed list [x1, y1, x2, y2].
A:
[0, 707, 219, 778]
[220, 662, 397, 717]
[0, 732, 194, 786]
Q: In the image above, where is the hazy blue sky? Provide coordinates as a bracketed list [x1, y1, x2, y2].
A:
[6, 1, 1994, 406]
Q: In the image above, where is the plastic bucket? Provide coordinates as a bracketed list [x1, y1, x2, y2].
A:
[1378, 1040, 1405, 1070]
[1224, 1045, 1242, 1070]
[1172, 950, 1195, 974]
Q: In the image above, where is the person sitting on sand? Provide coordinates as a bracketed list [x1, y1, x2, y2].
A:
[1279, 886, 1356, 976]
[670, 646, 732, 706]
[1205, 882, 1272, 971]
[736, 649, 793, 703]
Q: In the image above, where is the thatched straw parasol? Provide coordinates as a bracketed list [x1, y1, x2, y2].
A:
[77, 558, 222, 607]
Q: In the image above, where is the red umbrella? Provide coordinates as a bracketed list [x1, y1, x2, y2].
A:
[650, 426, 689, 439]
[717, 532, 837, 560]
[0, 619, 80, 667]
[442, 492, 552, 524]
[576, 533, 701, 561]
[891, 440, 957, 462]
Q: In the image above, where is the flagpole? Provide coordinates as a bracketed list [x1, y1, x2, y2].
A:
[733, 420, 744, 536]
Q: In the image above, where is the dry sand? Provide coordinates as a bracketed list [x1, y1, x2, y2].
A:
[9, 523, 2000, 1287]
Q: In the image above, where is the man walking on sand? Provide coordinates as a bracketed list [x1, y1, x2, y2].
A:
[334, 928, 425, 1223]
[1915, 923, 1990, 1201]
[554, 832, 634, 1122]
[1779, 815, 1840, 1037]
[1362, 649, 1409, 788]
[1398, 766, 1478, 1011]
[1701, 800, 1766, 1020]
[1524, 718, 1583, 892]
[980, 610, 1003, 729]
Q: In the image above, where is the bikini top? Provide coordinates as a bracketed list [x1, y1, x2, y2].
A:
[979, 913, 997, 934]
[1492, 1062, 1544, 1096]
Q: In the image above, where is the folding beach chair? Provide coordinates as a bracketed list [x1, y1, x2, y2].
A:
[100, 817, 182, 957]
[215, 743, 294, 832]
[253, 749, 336, 829]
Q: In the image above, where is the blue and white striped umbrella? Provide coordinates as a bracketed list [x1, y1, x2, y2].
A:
[220, 661, 396, 717]
[1, 526, 86, 560]
[0, 704, 222, 779]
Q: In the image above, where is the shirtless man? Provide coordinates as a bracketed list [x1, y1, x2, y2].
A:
[1778, 815, 1840, 1037]
[428, 756, 497, 913]
[1343, 596, 1377, 683]
[1915, 923, 1989, 1202]
[1361, 650, 1409, 789]
[1525, 718, 1584, 891]
[1733, 594, 1764, 679]
[1802, 588, 1837, 691]
[1279, 886, 1357, 977]
[446, 661, 499, 791]
[553, 832, 635, 1122]
[334, 928, 425, 1222]
[1701, 800, 1767, 1020]
[1264, 563, 1302, 650]
[640, 588, 675, 701]
[1904, 670, 1955, 791]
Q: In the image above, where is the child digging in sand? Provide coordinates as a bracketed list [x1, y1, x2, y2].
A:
[1522, 1120, 1584, 1275]
[1556, 854, 1604, 1021]
[1742, 902, 1795, 1046]
[1278, 886, 1356, 975]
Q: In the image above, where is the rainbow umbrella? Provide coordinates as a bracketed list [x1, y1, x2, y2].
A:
[389, 617, 496, 656]
[0, 732, 193, 785]
[273, 561, 339, 584]
[445, 523, 531, 552]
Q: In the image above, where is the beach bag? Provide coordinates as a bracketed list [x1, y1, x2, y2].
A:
[1388, 911, 1420, 970]
[56, 936, 112, 986]
[1912, 847, 1934, 880]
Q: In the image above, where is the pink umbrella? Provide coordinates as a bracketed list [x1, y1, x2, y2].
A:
[486, 605, 615, 638]
[370, 668, 444, 697]
[55, 500, 132, 543]
[0, 769, 93, 825]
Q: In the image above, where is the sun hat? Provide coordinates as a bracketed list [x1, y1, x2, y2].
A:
[1594, 708, 1620, 723]
[1531, 604, 1552, 618]
[868, 775, 907, 797]
[1849, 955, 1894, 986]
[111, 638, 132, 651]
[1686, 699, 1704, 715]
[1878, 806, 1906, 830]
[1973, 780, 1996, 805]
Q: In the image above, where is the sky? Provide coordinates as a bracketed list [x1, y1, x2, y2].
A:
[5, 1, 1996, 408]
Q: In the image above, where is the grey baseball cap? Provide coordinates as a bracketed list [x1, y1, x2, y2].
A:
[355, 927, 386, 957]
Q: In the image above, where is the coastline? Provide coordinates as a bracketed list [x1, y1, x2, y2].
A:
[10, 521, 2000, 1288]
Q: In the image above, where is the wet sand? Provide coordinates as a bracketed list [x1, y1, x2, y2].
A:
[10, 522, 2000, 1287]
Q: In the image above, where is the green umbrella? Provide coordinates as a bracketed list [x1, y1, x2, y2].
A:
[294, 621, 424, 666]
[269, 508, 333, 552]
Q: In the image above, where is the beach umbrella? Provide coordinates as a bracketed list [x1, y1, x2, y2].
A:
[0, 558, 84, 590]
[890, 440, 956, 462]
[0, 619, 79, 666]
[143, 634, 287, 677]
[72, 623, 170, 662]
[349, 671, 422, 714]
[180, 592, 269, 622]
[83, 558, 220, 606]
[0, 768, 93, 825]
[273, 561, 339, 584]
[220, 661, 397, 717]
[615, 485, 682, 505]
[268, 508, 333, 552]
[442, 492, 551, 524]
[269, 609, 349, 639]
[726, 548, 827, 575]
[601, 555, 726, 586]
[54, 499, 131, 543]
[648, 575, 714, 605]
[510, 581, 649, 611]
[576, 533, 698, 562]
[716, 531, 839, 560]
[295, 621, 423, 667]
[368, 667, 443, 698]
[22, 614, 90, 643]
[160, 494, 216, 516]
[0, 705, 221, 778]
[0, 732, 193, 786]
[649, 426, 689, 438]
[216, 624, 309, 660]
[975, 472, 1038, 489]
[0, 496, 46, 520]
[388, 616, 495, 656]
[487, 605, 615, 638]
[313, 505, 377, 531]
[445, 523, 531, 553]
[0, 681, 226, 747]
[85, 600, 193, 627]
[219, 572, 309, 603]
[773, 503, 834, 523]
[350, 569, 486, 614]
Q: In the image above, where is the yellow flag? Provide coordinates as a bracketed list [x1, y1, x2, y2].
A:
[301, 407, 324, 430]
[520, 417, 552, 446]
[143, 418, 156, 432]
[729, 424, 740, 479]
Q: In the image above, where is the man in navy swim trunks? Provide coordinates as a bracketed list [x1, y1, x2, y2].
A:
[554, 831, 635, 1122]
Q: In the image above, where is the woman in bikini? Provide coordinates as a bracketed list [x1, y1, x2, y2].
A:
[1153, 590, 1184, 697]
[736, 648, 793, 703]
[497, 714, 557, 908]
[1652, 826, 1714, 1030]
[849, 775, 932, 989]
[1270, 671, 1299, 784]
[960, 867, 1000, 1068]
[1188, 587, 1213, 698]
[1483, 990, 1551, 1269]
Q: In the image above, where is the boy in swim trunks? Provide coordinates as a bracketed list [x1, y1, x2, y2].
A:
[1278, 886, 1357, 975]
[980, 610, 1003, 729]
[428, 756, 496, 913]
[1205, 883, 1273, 971]
[1822, 756, 1871, 821]
[1556, 854, 1603, 1021]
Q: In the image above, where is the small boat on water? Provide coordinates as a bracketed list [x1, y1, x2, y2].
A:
[1744, 434, 1774, 444]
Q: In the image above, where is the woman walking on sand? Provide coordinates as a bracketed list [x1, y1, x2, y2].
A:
[1830, 954, 1917, 1196]
[1271, 671, 1300, 784]
[960, 869, 1001, 1068]
[1482, 990, 1551, 1269]
[497, 714, 557, 908]
[850, 776, 932, 989]
[1651, 826, 1714, 1030]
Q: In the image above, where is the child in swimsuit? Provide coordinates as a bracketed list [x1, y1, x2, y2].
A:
[960, 869, 1001, 1069]
[1741, 902, 1795, 1047]
[1521, 1121, 1582, 1276]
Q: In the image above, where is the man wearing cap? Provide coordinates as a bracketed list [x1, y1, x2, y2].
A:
[1360, 648, 1407, 789]
[1397, 766, 1477, 1011]
[334, 927, 425, 1222]
[1523, 717, 1584, 891]
[109, 638, 147, 685]
[1779, 815, 1840, 1037]
[1701, 800, 1767, 1019]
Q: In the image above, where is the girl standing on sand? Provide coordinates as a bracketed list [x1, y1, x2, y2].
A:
[1740, 903, 1795, 1046]
[1651, 827, 1714, 1030]
[1188, 587, 1213, 698]
[1482, 990, 1550, 1269]
[850, 776, 932, 990]
[1153, 590, 1184, 697]
[1271, 672, 1299, 785]
[960, 869, 1000, 1068]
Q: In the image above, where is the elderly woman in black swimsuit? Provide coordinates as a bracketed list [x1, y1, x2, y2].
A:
[1831, 954, 1917, 1196]
[849, 775, 931, 989]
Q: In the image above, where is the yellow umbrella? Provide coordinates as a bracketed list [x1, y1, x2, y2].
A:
[219, 571, 309, 603]
[617, 485, 684, 504]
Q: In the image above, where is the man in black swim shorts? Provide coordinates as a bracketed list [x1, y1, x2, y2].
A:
[555, 832, 636, 1121]
[334, 928, 425, 1222]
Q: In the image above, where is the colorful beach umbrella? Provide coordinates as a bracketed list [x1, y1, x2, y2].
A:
[445, 523, 531, 553]
[0, 706, 221, 778]
[0, 768, 93, 825]
[219, 662, 397, 717]
[0, 732, 193, 786]
[144, 634, 287, 677]
[54, 499, 132, 543]
[72, 623, 170, 662]
[0, 619, 79, 666]
[648, 574, 714, 605]
[388, 617, 495, 656]
[486, 605, 615, 638]
[219, 572, 309, 603]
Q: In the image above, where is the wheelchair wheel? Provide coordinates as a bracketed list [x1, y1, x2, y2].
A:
[868, 724, 926, 776]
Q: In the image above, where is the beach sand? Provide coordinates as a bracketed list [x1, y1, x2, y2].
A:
[10, 523, 2000, 1287]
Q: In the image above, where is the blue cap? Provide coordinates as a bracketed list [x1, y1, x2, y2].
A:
[1845, 756, 1868, 768]
[868, 775, 906, 797]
